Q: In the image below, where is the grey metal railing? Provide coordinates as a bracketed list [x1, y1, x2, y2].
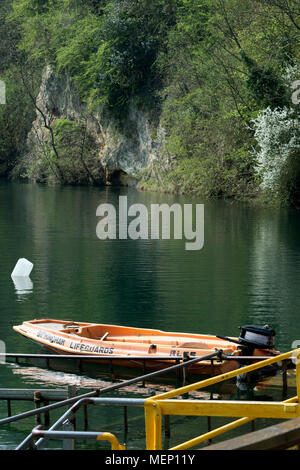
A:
[10, 350, 222, 449]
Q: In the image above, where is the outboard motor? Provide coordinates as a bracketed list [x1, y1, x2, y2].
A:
[217, 324, 276, 356]
[238, 325, 276, 356]
[217, 324, 277, 384]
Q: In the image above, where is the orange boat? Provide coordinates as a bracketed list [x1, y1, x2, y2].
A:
[13, 319, 277, 377]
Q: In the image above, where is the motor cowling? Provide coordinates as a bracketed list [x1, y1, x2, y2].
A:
[216, 324, 276, 356]
[238, 324, 276, 352]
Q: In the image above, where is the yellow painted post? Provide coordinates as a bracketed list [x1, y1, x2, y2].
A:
[144, 400, 163, 450]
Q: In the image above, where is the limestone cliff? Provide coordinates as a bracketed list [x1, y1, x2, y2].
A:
[23, 65, 168, 186]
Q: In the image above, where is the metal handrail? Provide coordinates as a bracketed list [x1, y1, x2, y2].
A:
[2, 349, 220, 429]
[18, 397, 148, 450]
[3, 352, 276, 361]
[14, 350, 220, 449]
[32, 426, 126, 450]
[169, 396, 298, 450]
[150, 349, 296, 401]
[4, 353, 210, 360]
[143, 348, 300, 450]
[15, 349, 300, 450]
[12, 348, 297, 450]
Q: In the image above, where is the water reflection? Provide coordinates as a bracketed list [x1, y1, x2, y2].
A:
[11, 276, 33, 300]
[11, 365, 216, 399]
[248, 208, 300, 350]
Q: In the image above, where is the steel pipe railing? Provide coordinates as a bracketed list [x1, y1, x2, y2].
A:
[3, 352, 276, 361]
[14, 349, 298, 451]
[32, 425, 126, 450]
[19, 398, 148, 450]
[1, 349, 221, 428]
[13, 350, 221, 449]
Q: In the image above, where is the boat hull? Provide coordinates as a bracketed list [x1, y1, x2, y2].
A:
[13, 319, 247, 377]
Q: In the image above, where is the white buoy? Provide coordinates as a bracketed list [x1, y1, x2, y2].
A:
[11, 258, 34, 278]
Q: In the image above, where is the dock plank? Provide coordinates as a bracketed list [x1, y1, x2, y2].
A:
[202, 417, 300, 450]
[0, 389, 68, 401]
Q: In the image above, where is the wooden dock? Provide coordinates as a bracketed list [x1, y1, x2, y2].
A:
[203, 417, 300, 450]
[0, 388, 69, 401]
[0, 385, 77, 426]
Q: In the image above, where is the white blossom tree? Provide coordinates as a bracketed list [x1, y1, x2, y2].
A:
[252, 106, 300, 193]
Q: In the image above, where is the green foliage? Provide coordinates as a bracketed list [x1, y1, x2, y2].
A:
[0, 0, 36, 175]
[140, 148, 257, 199]
[49, 119, 104, 184]
[11, 0, 177, 117]
[242, 54, 288, 108]
[1, 0, 300, 201]
[17, 117, 104, 184]
[157, 0, 300, 201]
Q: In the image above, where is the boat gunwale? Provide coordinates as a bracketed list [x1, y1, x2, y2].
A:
[18, 319, 239, 344]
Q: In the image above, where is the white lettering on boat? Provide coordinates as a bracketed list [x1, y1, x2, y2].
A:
[37, 330, 65, 346]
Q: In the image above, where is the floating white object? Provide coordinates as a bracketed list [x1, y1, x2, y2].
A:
[11, 258, 34, 278]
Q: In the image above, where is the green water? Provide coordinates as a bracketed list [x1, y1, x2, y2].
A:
[0, 179, 300, 450]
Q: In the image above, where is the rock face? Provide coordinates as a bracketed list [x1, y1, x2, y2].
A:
[26, 65, 167, 185]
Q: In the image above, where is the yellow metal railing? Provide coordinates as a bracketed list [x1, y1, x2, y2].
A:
[97, 432, 126, 450]
[144, 349, 300, 450]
